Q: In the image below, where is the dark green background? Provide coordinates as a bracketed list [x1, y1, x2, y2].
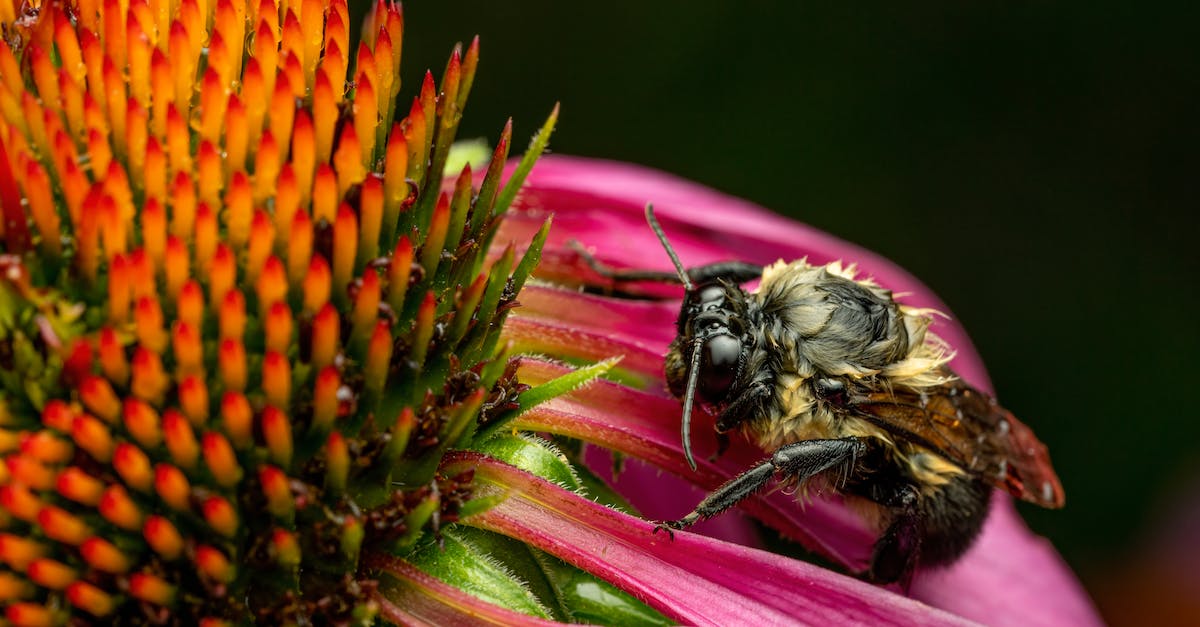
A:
[385, 0, 1199, 603]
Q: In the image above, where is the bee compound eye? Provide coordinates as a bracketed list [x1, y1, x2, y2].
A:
[699, 334, 741, 400]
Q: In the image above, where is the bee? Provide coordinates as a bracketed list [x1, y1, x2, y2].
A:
[576, 206, 1064, 584]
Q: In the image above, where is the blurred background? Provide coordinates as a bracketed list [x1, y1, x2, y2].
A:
[374, 2, 1198, 622]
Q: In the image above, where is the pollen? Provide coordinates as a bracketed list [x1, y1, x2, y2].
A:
[154, 464, 192, 513]
[325, 432, 350, 494]
[27, 558, 76, 590]
[129, 572, 176, 606]
[220, 392, 254, 449]
[352, 268, 383, 350]
[262, 406, 294, 468]
[262, 351, 292, 409]
[272, 529, 302, 568]
[302, 255, 332, 313]
[80, 537, 132, 574]
[177, 375, 210, 426]
[203, 431, 243, 491]
[260, 465, 294, 519]
[99, 486, 143, 531]
[140, 521, 181, 562]
[122, 399, 163, 449]
[196, 545, 236, 584]
[312, 366, 341, 432]
[265, 301, 296, 354]
[162, 410, 200, 470]
[202, 496, 239, 538]
[56, 468, 105, 507]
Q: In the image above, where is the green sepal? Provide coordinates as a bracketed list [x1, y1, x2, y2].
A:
[445, 526, 572, 622]
[531, 550, 673, 626]
[341, 517, 365, 564]
[405, 526, 554, 620]
[476, 217, 551, 361]
[473, 357, 621, 445]
[493, 104, 559, 222]
[477, 102, 557, 272]
[438, 166, 474, 285]
[391, 388, 485, 488]
[510, 216, 551, 298]
[470, 121, 512, 241]
[456, 492, 508, 520]
[392, 493, 440, 552]
[470, 433, 581, 491]
[461, 246, 513, 363]
[415, 525, 671, 626]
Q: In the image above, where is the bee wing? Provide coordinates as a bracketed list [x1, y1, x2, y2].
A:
[843, 376, 1065, 508]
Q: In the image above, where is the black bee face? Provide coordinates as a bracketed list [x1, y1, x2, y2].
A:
[673, 282, 750, 404]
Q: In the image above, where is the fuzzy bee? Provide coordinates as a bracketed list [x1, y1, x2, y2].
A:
[578, 206, 1064, 584]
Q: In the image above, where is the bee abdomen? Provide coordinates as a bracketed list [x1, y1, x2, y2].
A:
[916, 475, 992, 567]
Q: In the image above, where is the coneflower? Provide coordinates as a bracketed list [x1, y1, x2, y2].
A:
[0, 1, 1103, 625]
[0, 0, 559, 623]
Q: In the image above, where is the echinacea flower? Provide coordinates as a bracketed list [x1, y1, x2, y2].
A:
[0, 1, 1102, 626]
[0, 0, 567, 623]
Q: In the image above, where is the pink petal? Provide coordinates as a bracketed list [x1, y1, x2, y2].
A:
[449, 452, 975, 627]
[518, 284, 677, 348]
[910, 498, 1100, 627]
[504, 316, 665, 389]
[580, 446, 765, 549]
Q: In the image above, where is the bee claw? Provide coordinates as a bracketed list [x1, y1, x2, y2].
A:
[651, 521, 680, 540]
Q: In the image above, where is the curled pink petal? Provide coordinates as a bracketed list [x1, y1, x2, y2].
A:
[449, 451, 975, 627]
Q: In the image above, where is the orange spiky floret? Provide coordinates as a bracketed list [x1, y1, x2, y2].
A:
[0, 0, 552, 622]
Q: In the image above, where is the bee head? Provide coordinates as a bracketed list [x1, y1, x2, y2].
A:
[644, 205, 753, 470]
[678, 281, 748, 404]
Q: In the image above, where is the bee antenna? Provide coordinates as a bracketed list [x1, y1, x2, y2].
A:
[645, 205, 694, 292]
[680, 339, 704, 471]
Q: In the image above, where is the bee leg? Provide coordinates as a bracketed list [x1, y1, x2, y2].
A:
[708, 432, 730, 462]
[709, 381, 772, 461]
[568, 241, 763, 286]
[656, 437, 866, 532]
[567, 240, 685, 284]
[868, 484, 922, 587]
[714, 381, 772, 433]
[683, 261, 764, 285]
